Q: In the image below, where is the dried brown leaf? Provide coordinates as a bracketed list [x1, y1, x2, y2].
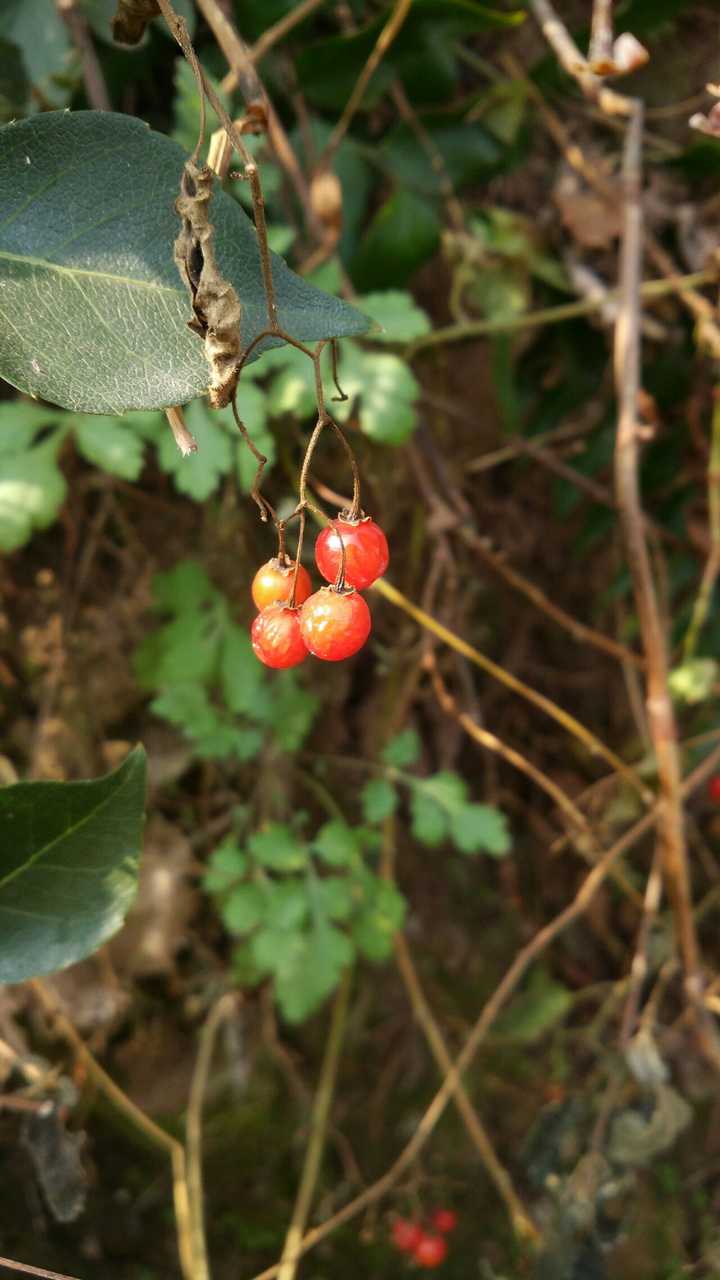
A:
[174, 160, 242, 409]
[110, 0, 159, 44]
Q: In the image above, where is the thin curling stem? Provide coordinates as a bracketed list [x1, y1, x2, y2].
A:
[231, 393, 275, 525]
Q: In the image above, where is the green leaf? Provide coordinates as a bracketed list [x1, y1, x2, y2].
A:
[0, 0, 77, 109]
[350, 190, 440, 291]
[494, 969, 573, 1043]
[449, 803, 511, 857]
[358, 291, 431, 343]
[0, 436, 67, 552]
[249, 824, 307, 872]
[151, 560, 215, 613]
[223, 883, 266, 934]
[382, 728, 421, 767]
[203, 841, 247, 892]
[335, 349, 419, 445]
[0, 111, 370, 414]
[410, 789, 448, 847]
[313, 821, 359, 867]
[264, 344, 319, 419]
[156, 399, 233, 501]
[262, 880, 309, 932]
[275, 922, 353, 1022]
[352, 878, 405, 961]
[0, 38, 29, 122]
[271, 674, 319, 751]
[150, 684, 221, 740]
[361, 778, 397, 824]
[422, 771, 468, 810]
[219, 624, 269, 720]
[74, 415, 145, 480]
[0, 400, 64, 454]
[314, 876, 354, 922]
[0, 748, 146, 983]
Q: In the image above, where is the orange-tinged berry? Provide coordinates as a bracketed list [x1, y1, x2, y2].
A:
[414, 1234, 448, 1268]
[251, 559, 312, 611]
[251, 604, 308, 669]
[299, 588, 371, 661]
[315, 516, 389, 590]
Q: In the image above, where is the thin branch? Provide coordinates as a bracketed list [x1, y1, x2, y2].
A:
[29, 980, 197, 1280]
[276, 971, 352, 1280]
[56, 0, 111, 110]
[186, 994, 237, 1280]
[682, 387, 720, 659]
[245, 743, 720, 1280]
[394, 934, 540, 1245]
[250, 0, 328, 67]
[372, 576, 653, 804]
[0, 1261, 81, 1280]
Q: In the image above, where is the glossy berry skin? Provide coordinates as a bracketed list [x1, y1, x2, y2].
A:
[391, 1219, 424, 1254]
[251, 559, 312, 611]
[431, 1210, 458, 1235]
[413, 1234, 448, 1268]
[708, 775, 720, 803]
[299, 588, 371, 661]
[251, 604, 308, 669]
[315, 516, 389, 590]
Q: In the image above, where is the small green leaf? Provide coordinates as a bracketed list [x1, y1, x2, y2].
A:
[271, 674, 319, 751]
[361, 778, 397, 824]
[74, 415, 145, 480]
[382, 728, 421, 767]
[0, 400, 63, 454]
[669, 657, 718, 705]
[0, 748, 146, 983]
[352, 878, 405, 961]
[495, 969, 573, 1043]
[152, 560, 215, 613]
[157, 400, 233, 500]
[410, 789, 448, 846]
[358, 291, 431, 343]
[263, 880, 309, 932]
[313, 821, 359, 867]
[249, 824, 307, 872]
[150, 684, 221, 740]
[265, 345, 319, 419]
[0, 436, 67, 552]
[203, 842, 247, 892]
[422, 771, 468, 811]
[336, 349, 419, 445]
[449, 803, 511, 857]
[314, 876, 354, 922]
[220, 624, 268, 720]
[275, 922, 353, 1022]
[351, 189, 440, 290]
[250, 925, 304, 977]
[223, 883, 266, 934]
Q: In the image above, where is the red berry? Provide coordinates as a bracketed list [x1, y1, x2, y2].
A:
[391, 1219, 424, 1253]
[708, 775, 720, 803]
[251, 604, 308, 669]
[430, 1209, 458, 1235]
[299, 588, 371, 661]
[315, 516, 389, 590]
[251, 559, 312, 611]
[413, 1234, 447, 1268]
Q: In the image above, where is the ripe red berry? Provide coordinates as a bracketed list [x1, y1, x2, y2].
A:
[299, 588, 371, 661]
[391, 1218, 424, 1254]
[251, 559, 312, 611]
[430, 1209, 458, 1235]
[315, 516, 389, 590]
[251, 604, 308, 669]
[413, 1234, 448, 1268]
[708, 775, 720, 803]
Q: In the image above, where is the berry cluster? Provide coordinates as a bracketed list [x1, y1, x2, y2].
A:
[390, 1209, 458, 1269]
[250, 515, 389, 668]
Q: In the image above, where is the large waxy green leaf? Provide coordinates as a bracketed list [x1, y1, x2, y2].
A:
[0, 748, 146, 983]
[0, 112, 369, 414]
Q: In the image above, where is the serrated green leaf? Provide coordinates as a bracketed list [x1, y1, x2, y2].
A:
[219, 624, 269, 719]
[151, 560, 215, 613]
[0, 400, 64, 454]
[0, 748, 146, 983]
[382, 728, 421, 767]
[449, 803, 511, 857]
[250, 925, 304, 977]
[265, 344, 319, 419]
[271, 673, 319, 751]
[0, 111, 370, 414]
[313, 821, 359, 867]
[352, 879, 405, 961]
[314, 876, 354, 922]
[0, 435, 67, 552]
[203, 841, 247, 892]
[409, 789, 448, 846]
[249, 824, 307, 872]
[74, 415, 145, 480]
[358, 291, 431, 343]
[422, 771, 468, 811]
[150, 684, 221, 739]
[361, 777, 397, 824]
[263, 880, 309, 932]
[275, 922, 353, 1022]
[223, 883, 266, 934]
[141, 611, 221, 687]
[336, 349, 419, 445]
[157, 400, 233, 500]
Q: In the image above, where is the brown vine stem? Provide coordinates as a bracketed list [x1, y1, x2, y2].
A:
[276, 971, 352, 1280]
[394, 934, 540, 1244]
[406, 270, 717, 354]
[250, 0, 328, 67]
[318, 0, 413, 171]
[245, 743, 720, 1280]
[372, 576, 653, 804]
[682, 387, 720, 660]
[427, 655, 643, 907]
[613, 103, 702, 1001]
[29, 980, 197, 1280]
[186, 993, 237, 1280]
[0, 1260, 80, 1280]
[56, 0, 110, 110]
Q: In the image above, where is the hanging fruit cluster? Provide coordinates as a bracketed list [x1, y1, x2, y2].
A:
[389, 1209, 458, 1268]
[250, 515, 389, 668]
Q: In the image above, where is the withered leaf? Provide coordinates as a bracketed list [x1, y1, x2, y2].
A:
[174, 160, 243, 409]
[111, 0, 160, 45]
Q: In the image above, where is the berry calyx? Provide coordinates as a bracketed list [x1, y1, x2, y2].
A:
[315, 516, 389, 591]
[390, 1219, 424, 1254]
[430, 1209, 458, 1235]
[708, 775, 720, 803]
[251, 604, 308, 669]
[299, 587, 371, 661]
[413, 1234, 448, 1268]
[251, 558, 312, 611]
